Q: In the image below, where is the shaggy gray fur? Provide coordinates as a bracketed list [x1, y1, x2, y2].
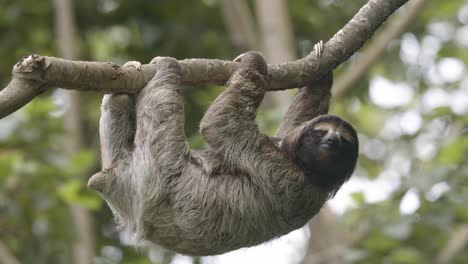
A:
[88, 52, 350, 256]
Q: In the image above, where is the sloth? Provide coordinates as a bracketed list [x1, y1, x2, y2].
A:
[88, 49, 359, 256]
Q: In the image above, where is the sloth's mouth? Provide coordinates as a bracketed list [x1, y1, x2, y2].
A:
[320, 142, 339, 152]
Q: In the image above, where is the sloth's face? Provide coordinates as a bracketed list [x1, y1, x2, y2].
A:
[281, 115, 358, 170]
[282, 115, 359, 190]
[301, 122, 355, 159]
[306, 123, 353, 154]
[313, 128, 342, 153]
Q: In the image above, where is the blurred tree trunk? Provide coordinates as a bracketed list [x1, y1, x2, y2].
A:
[254, 0, 295, 107]
[219, 1, 350, 262]
[301, 209, 350, 264]
[254, 0, 295, 63]
[219, 0, 259, 50]
[52, 0, 95, 264]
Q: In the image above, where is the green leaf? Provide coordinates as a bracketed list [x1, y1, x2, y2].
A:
[388, 248, 423, 264]
[25, 97, 56, 117]
[359, 156, 382, 179]
[351, 192, 365, 206]
[362, 231, 399, 253]
[454, 204, 468, 222]
[69, 149, 96, 176]
[57, 179, 102, 210]
[0, 152, 15, 179]
[438, 138, 468, 164]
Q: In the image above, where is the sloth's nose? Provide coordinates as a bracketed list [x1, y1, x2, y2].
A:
[323, 132, 341, 147]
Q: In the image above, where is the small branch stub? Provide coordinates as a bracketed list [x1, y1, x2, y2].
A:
[14, 54, 47, 77]
[0, 54, 49, 118]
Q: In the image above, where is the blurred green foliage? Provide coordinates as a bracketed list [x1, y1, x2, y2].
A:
[0, 0, 467, 263]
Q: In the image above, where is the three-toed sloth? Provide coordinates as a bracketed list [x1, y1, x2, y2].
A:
[88, 51, 359, 256]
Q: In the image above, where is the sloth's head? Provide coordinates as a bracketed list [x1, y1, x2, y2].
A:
[281, 115, 359, 192]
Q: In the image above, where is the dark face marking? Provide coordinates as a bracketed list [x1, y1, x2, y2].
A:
[313, 122, 355, 143]
[284, 115, 359, 191]
[301, 122, 354, 157]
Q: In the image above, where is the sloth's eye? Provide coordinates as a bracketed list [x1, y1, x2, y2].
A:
[313, 130, 328, 137]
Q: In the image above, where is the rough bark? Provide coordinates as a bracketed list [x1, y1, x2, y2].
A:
[52, 0, 96, 263]
[0, 0, 409, 119]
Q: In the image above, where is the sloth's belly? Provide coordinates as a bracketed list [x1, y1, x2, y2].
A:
[146, 192, 316, 256]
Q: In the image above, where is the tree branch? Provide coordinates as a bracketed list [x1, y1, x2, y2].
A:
[332, 0, 428, 97]
[0, 0, 409, 119]
[0, 241, 20, 264]
[436, 224, 468, 264]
